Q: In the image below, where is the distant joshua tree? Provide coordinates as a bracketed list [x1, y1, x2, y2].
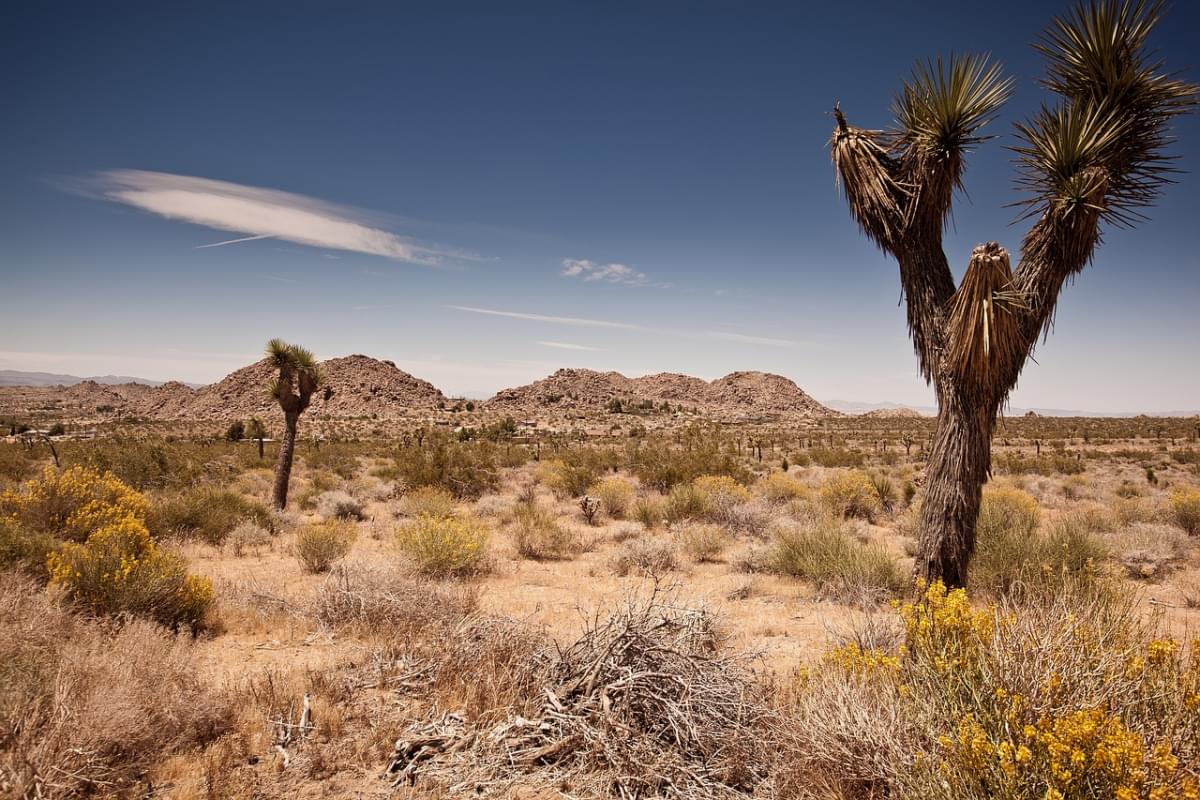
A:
[830, 1, 1195, 587]
[246, 416, 268, 460]
[266, 339, 322, 510]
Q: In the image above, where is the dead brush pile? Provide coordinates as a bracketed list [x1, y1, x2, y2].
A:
[386, 589, 776, 798]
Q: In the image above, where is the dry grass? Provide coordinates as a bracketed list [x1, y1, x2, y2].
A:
[611, 537, 680, 578]
[0, 574, 231, 798]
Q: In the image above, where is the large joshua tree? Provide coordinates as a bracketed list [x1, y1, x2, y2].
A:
[831, 1, 1195, 587]
[266, 339, 322, 510]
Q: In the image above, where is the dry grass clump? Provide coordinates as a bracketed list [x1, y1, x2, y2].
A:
[1171, 486, 1200, 535]
[589, 475, 636, 518]
[150, 485, 272, 544]
[396, 513, 491, 577]
[386, 591, 775, 798]
[633, 493, 670, 528]
[766, 514, 905, 601]
[226, 520, 272, 556]
[667, 481, 709, 521]
[0, 575, 231, 798]
[315, 489, 366, 521]
[820, 469, 883, 520]
[611, 537, 680, 577]
[783, 581, 1200, 799]
[397, 485, 457, 519]
[676, 523, 730, 563]
[1105, 522, 1190, 580]
[294, 520, 357, 573]
[311, 562, 478, 636]
[508, 501, 583, 560]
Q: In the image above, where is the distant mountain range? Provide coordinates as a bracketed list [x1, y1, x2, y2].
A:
[0, 368, 1193, 418]
[0, 369, 203, 389]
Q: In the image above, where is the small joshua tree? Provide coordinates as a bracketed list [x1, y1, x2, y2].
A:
[246, 416, 268, 460]
[830, 1, 1195, 586]
[266, 339, 322, 510]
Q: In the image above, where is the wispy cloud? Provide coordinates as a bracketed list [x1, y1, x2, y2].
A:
[196, 233, 276, 249]
[537, 341, 603, 352]
[87, 170, 464, 265]
[446, 305, 639, 330]
[708, 331, 796, 347]
[561, 258, 652, 286]
[448, 305, 796, 347]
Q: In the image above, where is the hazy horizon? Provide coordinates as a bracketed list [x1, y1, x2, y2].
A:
[3, 2, 1198, 413]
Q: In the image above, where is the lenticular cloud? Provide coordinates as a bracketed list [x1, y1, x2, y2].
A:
[95, 169, 444, 264]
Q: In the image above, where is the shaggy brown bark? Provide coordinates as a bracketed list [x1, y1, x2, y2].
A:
[272, 410, 299, 510]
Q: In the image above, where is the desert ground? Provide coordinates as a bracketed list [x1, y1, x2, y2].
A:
[3, 380, 1200, 798]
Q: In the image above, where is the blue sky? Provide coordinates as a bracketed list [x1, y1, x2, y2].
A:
[1, 1, 1197, 411]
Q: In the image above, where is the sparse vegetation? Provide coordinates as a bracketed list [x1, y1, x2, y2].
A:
[396, 512, 491, 577]
[294, 520, 357, 572]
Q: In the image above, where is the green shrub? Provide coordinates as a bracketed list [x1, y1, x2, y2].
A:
[0, 517, 57, 580]
[509, 502, 581, 560]
[151, 487, 271, 545]
[537, 453, 606, 498]
[807, 448, 865, 468]
[60, 438, 214, 490]
[384, 434, 506, 499]
[629, 430, 750, 490]
[767, 516, 904, 601]
[294, 520, 356, 573]
[397, 513, 491, 577]
[972, 507, 1109, 602]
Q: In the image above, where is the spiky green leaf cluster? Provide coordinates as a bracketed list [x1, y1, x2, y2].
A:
[1015, 0, 1198, 224]
[895, 54, 1014, 162]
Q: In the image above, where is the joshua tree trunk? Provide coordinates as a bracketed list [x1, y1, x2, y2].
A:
[914, 382, 1000, 587]
[257, 435, 265, 460]
[272, 411, 298, 510]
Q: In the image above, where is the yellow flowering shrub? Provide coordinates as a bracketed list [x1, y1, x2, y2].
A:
[756, 470, 810, 504]
[397, 512, 490, 577]
[588, 475, 636, 519]
[820, 469, 882, 520]
[794, 581, 1200, 799]
[693, 474, 752, 522]
[1171, 487, 1200, 535]
[977, 486, 1041, 540]
[47, 515, 213, 630]
[1, 465, 150, 542]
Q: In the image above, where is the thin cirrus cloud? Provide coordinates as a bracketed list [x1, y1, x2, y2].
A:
[537, 341, 603, 352]
[560, 258, 657, 287]
[447, 305, 796, 347]
[87, 169, 462, 265]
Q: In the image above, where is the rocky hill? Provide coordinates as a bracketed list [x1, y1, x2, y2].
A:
[486, 368, 838, 420]
[158, 354, 447, 421]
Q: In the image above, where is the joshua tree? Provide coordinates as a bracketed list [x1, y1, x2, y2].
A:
[246, 416, 268, 460]
[266, 339, 322, 510]
[830, 1, 1195, 587]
